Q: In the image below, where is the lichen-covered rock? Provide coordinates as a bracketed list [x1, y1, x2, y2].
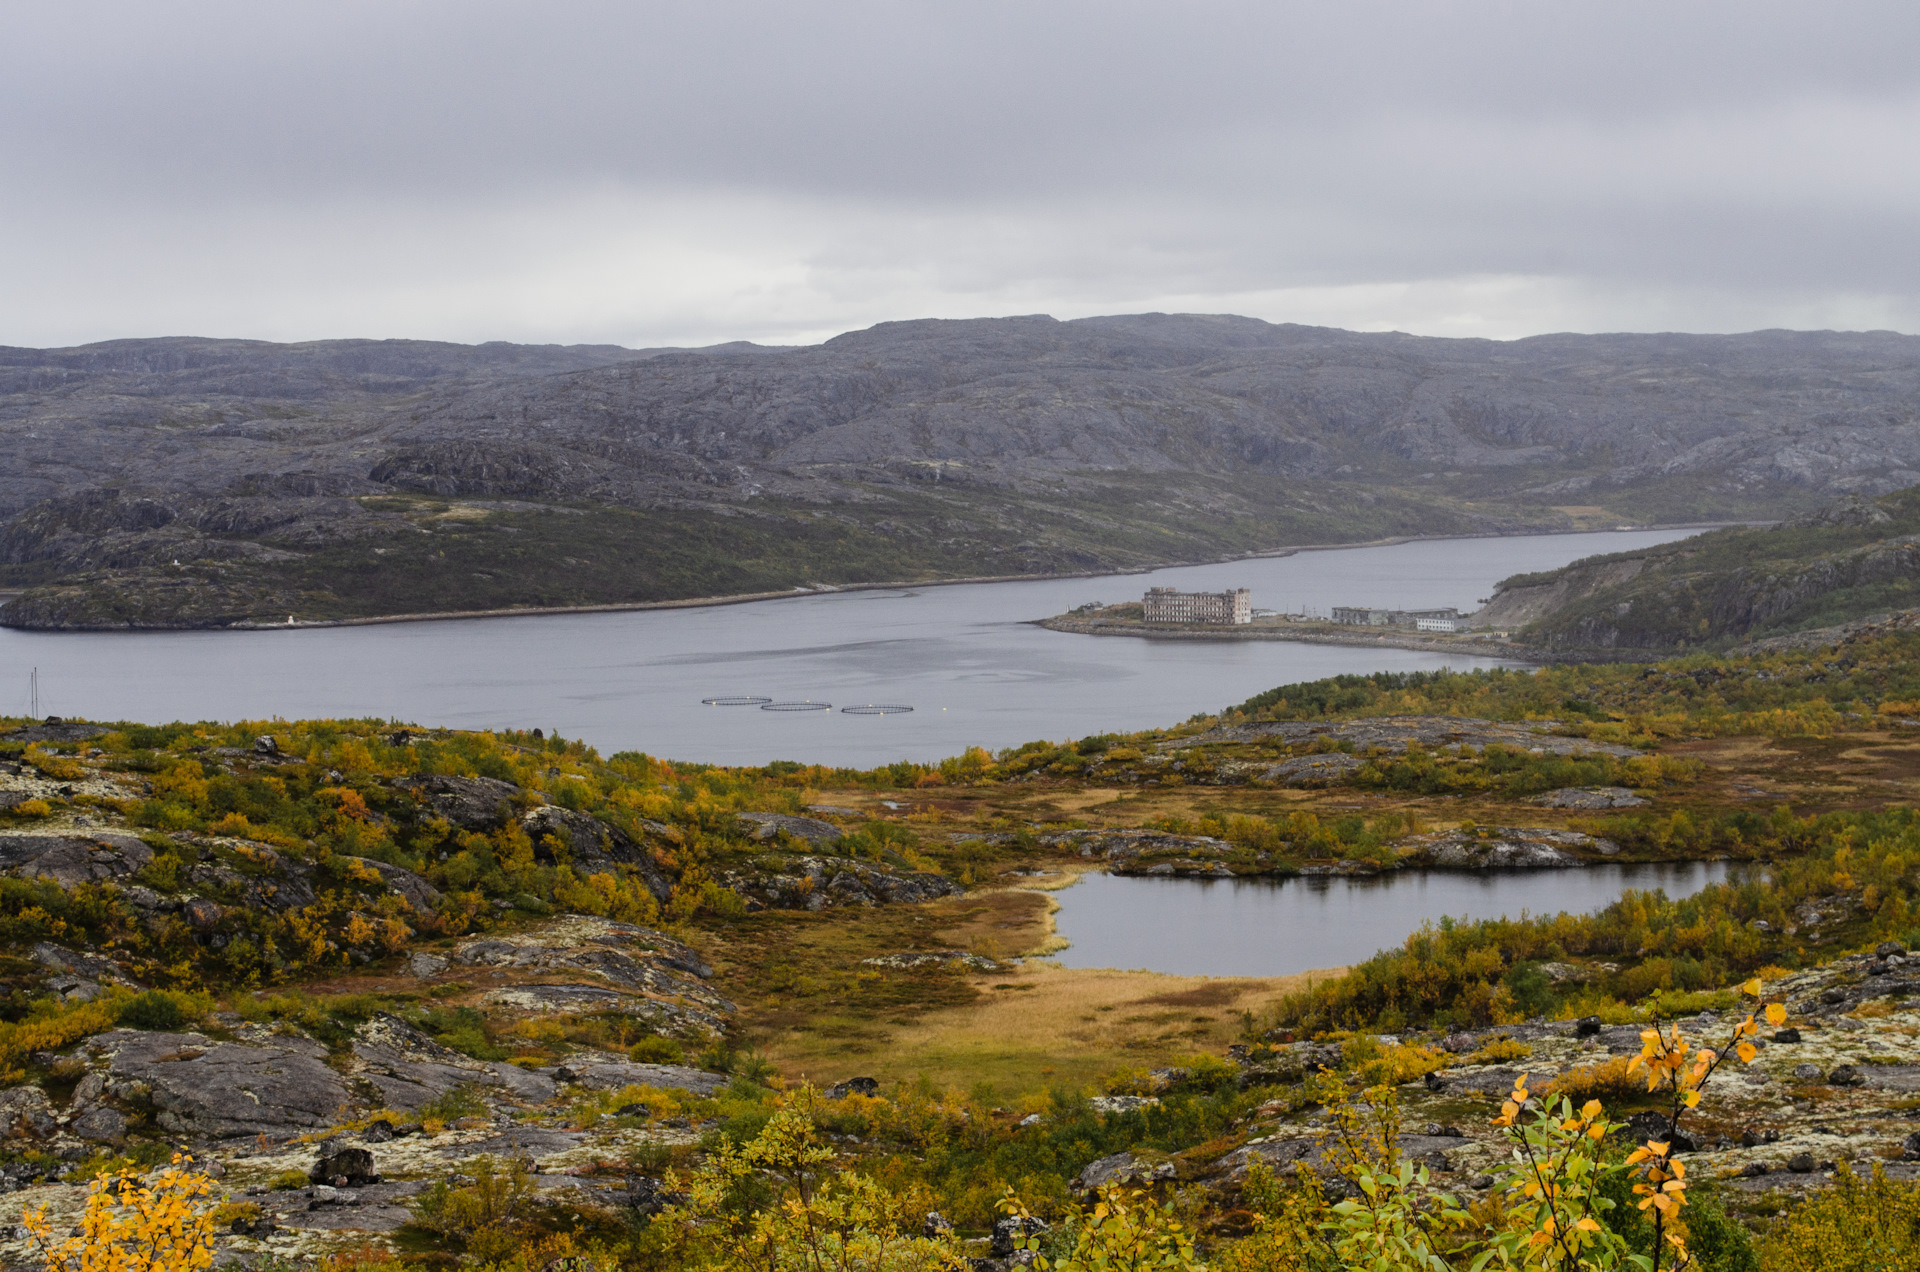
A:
[93, 1029, 355, 1139]
[2, 722, 107, 744]
[396, 774, 523, 830]
[551, 1058, 728, 1097]
[0, 833, 153, 888]
[720, 856, 961, 910]
[861, 951, 998, 972]
[0, 1086, 57, 1139]
[1073, 1150, 1174, 1193]
[1260, 753, 1367, 786]
[1401, 827, 1617, 869]
[736, 812, 844, 847]
[345, 857, 442, 913]
[349, 1013, 556, 1111]
[310, 1146, 379, 1186]
[71, 1106, 128, 1142]
[1531, 786, 1649, 809]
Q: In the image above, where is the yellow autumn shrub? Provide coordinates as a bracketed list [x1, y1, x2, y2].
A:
[23, 1154, 219, 1272]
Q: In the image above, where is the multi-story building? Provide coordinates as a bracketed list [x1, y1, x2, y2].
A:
[1142, 586, 1252, 625]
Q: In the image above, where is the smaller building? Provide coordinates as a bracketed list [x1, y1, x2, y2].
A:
[1333, 605, 1467, 630]
[1143, 586, 1252, 625]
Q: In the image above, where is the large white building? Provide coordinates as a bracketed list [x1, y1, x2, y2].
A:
[1142, 586, 1252, 625]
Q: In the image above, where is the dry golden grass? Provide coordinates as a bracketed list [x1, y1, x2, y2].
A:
[769, 960, 1344, 1096]
[1540, 1055, 1644, 1105]
[1046, 788, 1127, 813]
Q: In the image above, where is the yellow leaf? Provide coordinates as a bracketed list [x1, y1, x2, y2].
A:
[1736, 1042, 1757, 1064]
[1766, 1002, 1788, 1026]
[1577, 1217, 1601, 1232]
[1741, 978, 1762, 997]
[1581, 1099, 1603, 1120]
[1681, 1090, 1701, 1108]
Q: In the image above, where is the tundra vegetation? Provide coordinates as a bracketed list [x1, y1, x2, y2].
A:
[7, 624, 1920, 1268]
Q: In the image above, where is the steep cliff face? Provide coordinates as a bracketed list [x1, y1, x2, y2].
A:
[1485, 492, 1920, 650]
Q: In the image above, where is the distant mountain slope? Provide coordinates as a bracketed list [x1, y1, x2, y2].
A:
[1480, 490, 1920, 651]
[3, 315, 1918, 628]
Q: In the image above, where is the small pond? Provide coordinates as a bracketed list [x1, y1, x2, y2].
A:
[1047, 862, 1739, 979]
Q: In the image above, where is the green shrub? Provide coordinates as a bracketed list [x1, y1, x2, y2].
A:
[115, 991, 190, 1032]
[421, 1084, 489, 1123]
[628, 1036, 683, 1065]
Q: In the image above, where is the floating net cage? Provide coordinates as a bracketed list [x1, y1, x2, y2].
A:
[841, 704, 913, 715]
[760, 701, 832, 712]
[701, 696, 773, 707]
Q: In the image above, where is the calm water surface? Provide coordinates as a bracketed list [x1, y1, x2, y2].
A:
[0, 528, 1697, 766]
[1050, 863, 1738, 979]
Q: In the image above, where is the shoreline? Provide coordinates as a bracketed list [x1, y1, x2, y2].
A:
[1031, 616, 1666, 665]
[1034, 614, 1551, 660]
[1, 520, 1738, 634]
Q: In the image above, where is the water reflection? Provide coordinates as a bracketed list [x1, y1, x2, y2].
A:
[1050, 862, 1738, 979]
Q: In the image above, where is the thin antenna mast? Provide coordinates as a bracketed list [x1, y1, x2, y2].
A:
[29, 668, 38, 719]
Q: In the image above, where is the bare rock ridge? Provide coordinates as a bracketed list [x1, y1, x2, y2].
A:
[6, 316, 1920, 627]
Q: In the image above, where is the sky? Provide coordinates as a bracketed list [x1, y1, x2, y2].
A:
[4, 1, 1918, 349]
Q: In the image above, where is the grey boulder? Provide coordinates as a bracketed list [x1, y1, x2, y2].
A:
[94, 1029, 354, 1140]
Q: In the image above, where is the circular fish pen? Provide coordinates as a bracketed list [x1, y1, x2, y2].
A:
[701, 695, 773, 706]
[760, 701, 832, 712]
[840, 704, 913, 715]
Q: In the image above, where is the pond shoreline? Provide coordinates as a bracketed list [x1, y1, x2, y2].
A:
[1043, 860, 1739, 978]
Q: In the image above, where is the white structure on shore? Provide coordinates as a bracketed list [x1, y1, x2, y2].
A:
[1333, 605, 1466, 631]
[1143, 586, 1252, 625]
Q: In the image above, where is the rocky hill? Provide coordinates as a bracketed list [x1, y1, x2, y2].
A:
[1478, 488, 1920, 652]
[6, 317, 1920, 627]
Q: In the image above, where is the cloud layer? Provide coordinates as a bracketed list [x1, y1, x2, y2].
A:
[4, 1, 1917, 346]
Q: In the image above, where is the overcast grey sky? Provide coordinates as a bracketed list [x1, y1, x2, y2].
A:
[4, 1, 1917, 348]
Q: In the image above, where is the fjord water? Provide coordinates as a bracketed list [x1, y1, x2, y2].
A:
[1050, 862, 1737, 979]
[0, 528, 1696, 766]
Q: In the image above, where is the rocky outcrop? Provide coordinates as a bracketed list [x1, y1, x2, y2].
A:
[346, 857, 442, 913]
[2, 721, 108, 744]
[349, 1014, 555, 1110]
[0, 832, 153, 888]
[91, 1029, 356, 1140]
[718, 856, 961, 910]
[453, 916, 733, 1037]
[736, 813, 844, 847]
[1400, 827, 1618, 869]
[1531, 786, 1648, 809]
[521, 804, 673, 902]
[397, 774, 523, 830]
[550, 1059, 729, 1097]
[861, 951, 999, 972]
[1073, 1151, 1175, 1194]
